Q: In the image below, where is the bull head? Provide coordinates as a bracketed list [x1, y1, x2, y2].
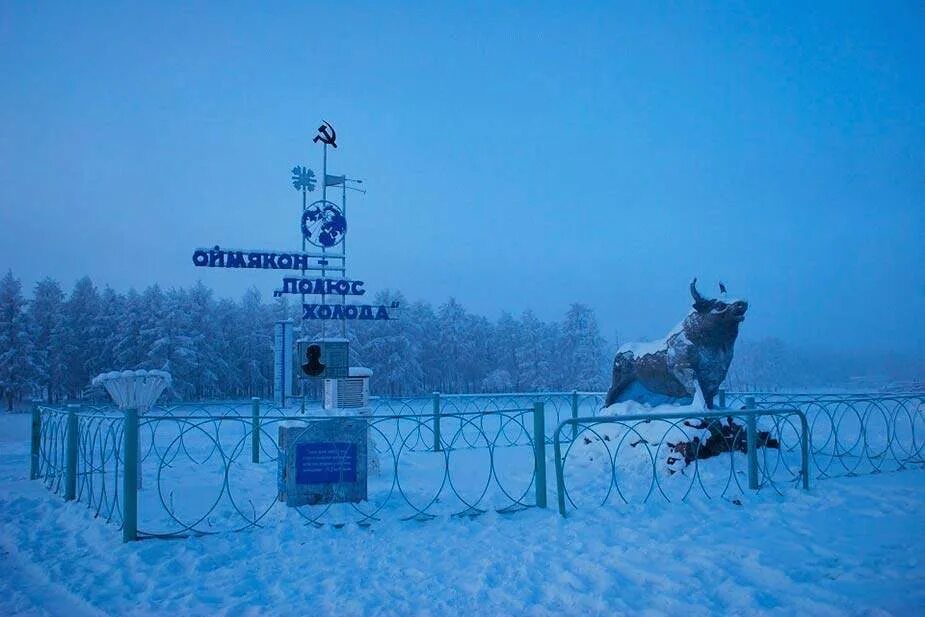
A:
[690, 278, 748, 321]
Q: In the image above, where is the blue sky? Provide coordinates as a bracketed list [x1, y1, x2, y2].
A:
[1, 2, 922, 353]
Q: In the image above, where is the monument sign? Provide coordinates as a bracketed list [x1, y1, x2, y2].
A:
[278, 418, 368, 506]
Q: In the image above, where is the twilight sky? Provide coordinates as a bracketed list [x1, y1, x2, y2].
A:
[1, 2, 923, 354]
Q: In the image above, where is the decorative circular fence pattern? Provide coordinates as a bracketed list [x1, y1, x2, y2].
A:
[33, 400, 549, 540]
[553, 408, 810, 515]
[724, 393, 925, 477]
[30, 390, 925, 541]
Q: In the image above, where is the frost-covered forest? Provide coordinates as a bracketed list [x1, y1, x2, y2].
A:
[0, 269, 920, 409]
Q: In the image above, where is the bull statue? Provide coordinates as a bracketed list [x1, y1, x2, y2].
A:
[604, 279, 747, 410]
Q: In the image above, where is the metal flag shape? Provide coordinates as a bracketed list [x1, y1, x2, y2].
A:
[313, 120, 337, 148]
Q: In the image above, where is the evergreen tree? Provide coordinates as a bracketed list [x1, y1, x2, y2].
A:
[0, 271, 36, 410]
[560, 303, 607, 390]
[435, 298, 474, 392]
[94, 286, 124, 373]
[407, 301, 440, 392]
[518, 310, 554, 391]
[491, 311, 523, 390]
[186, 281, 223, 399]
[360, 290, 422, 395]
[62, 277, 101, 397]
[29, 278, 66, 403]
[113, 288, 146, 370]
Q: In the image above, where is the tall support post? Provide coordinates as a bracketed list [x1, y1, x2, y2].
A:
[718, 388, 726, 410]
[251, 397, 261, 464]
[64, 405, 78, 501]
[123, 408, 139, 543]
[533, 402, 547, 508]
[746, 412, 759, 490]
[320, 141, 327, 341]
[340, 177, 347, 339]
[432, 392, 442, 452]
[570, 390, 579, 441]
[30, 403, 41, 480]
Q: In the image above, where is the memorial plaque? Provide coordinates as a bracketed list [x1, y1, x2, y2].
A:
[278, 418, 367, 506]
[295, 442, 357, 484]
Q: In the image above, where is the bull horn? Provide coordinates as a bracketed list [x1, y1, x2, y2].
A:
[690, 278, 706, 304]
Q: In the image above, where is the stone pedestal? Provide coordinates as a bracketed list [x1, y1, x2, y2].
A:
[278, 418, 369, 507]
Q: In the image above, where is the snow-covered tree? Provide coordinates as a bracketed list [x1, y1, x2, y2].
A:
[518, 310, 555, 391]
[492, 311, 524, 390]
[560, 303, 608, 390]
[62, 277, 101, 397]
[113, 289, 146, 370]
[358, 290, 422, 395]
[29, 278, 66, 403]
[185, 281, 224, 399]
[94, 286, 124, 373]
[0, 271, 36, 410]
[435, 298, 476, 392]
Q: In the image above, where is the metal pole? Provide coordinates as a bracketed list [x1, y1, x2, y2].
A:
[432, 392, 441, 452]
[799, 411, 811, 490]
[718, 388, 726, 410]
[746, 411, 759, 490]
[554, 424, 567, 516]
[341, 178, 347, 339]
[123, 408, 139, 542]
[533, 402, 547, 508]
[570, 390, 579, 441]
[320, 142, 327, 341]
[301, 185, 307, 342]
[64, 405, 78, 501]
[30, 403, 41, 480]
[251, 397, 261, 464]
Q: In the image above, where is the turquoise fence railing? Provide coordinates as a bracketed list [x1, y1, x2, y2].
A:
[33, 399, 551, 540]
[30, 390, 924, 541]
[741, 395, 925, 477]
[552, 407, 811, 517]
[370, 391, 607, 445]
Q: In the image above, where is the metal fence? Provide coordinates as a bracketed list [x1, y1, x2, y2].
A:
[30, 390, 924, 540]
[727, 393, 925, 478]
[552, 408, 810, 516]
[32, 400, 550, 541]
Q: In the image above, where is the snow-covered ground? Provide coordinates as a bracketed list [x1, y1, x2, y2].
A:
[2, 411, 924, 616]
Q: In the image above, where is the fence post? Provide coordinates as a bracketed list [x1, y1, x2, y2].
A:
[745, 396, 755, 409]
[799, 412, 811, 490]
[746, 412, 759, 490]
[718, 388, 726, 409]
[533, 402, 547, 508]
[570, 390, 579, 441]
[64, 405, 78, 501]
[251, 397, 261, 463]
[432, 392, 442, 452]
[123, 408, 139, 543]
[554, 430, 567, 517]
[30, 403, 41, 480]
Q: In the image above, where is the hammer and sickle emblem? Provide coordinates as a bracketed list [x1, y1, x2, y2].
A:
[313, 120, 337, 148]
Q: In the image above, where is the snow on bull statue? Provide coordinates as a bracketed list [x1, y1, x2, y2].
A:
[604, 279, 747, 410]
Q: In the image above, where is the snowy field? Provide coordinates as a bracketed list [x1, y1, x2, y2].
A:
[2, 410, 925, 615]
